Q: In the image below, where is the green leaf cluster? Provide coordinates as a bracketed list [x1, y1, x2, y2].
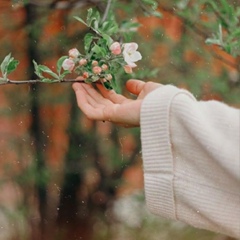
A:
[141, 0, 162, 17]
[75, 8, 119, 38]
[0, 53, 19, 82]
[176, 0, 240, 56]
[204, 0, 240, 56]
[2, 1, 165, 89]
[33, 57, 70, 83]
[73, 8, 136, 89]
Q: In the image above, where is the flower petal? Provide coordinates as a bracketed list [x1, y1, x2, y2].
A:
[123, 43, 138, 52]
[131, 51, 142, 62]
[123, 54, 134, 65]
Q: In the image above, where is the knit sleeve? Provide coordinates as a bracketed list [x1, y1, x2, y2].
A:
[140, 85, 240, 239]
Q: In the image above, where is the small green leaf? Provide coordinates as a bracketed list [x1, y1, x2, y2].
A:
[152, 11, 162, 18]
[91, 75, 100, 82]
[92, 44, 106, 57]
[177, 0, 190, 10]
[86, 8, 100, 28]
[205, 38, 222, 46]
[7, 59, 19, 74]
[33, 60, 44, 79]
[100, 21, 119, 35]
[103, 81, 113, 90]
[220, 0, 231, 15]
[231, 29, 240, 38]
[84, 33, 94, 53]
[41, 78, 58, 83]
[142, 0, 159, 11]
[1, 53, 12, 76]
[57, 56, 68, 74]
[86, 8, 93, 26]
[120, 21, 141, 31]
[74, 16, 88, 27]
[102, 33, 113, 46]
[59, 70, 71, 80]
[37, 65, 59, 79]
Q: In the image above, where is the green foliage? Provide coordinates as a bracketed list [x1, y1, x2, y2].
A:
[176, 0, 240, 56]
[33, 58, 70, 83]
[204, 0, 240, 56]
[62, 7, 142, 90]
[1, 1, 162, 90]
[57, 56, 69, 75]
[25, 6, 145, 90]
[0, 53, 19, 82]
[139, 0, 162, 17]
[3, 0, 240, 89]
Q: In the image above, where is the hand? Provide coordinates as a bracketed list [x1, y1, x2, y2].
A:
[72, 79, 162, 127]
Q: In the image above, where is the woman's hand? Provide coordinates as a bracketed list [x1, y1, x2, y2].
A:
[72, 79, 161, 127]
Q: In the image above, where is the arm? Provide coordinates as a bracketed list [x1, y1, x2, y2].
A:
[141, 85, 240, 238]
[73, 80, 240, 238]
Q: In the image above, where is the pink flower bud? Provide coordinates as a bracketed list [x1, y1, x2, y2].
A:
[105, 74, 112, 81]
[62, 58, 75, 71]
[79, 58, 87, 66]
[82, 72, 89, 79]
[68, 48, 80, 59]
[92, 66, 102, 74]
[110, 42, 121, 55]
[124, 65, 133, 74]
[92, 60, 98, 66]
[101, 64, 108, 71]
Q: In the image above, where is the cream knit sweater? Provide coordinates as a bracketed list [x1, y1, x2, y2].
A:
[140, 85, 240, 239]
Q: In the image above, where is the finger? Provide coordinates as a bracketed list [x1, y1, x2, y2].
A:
[75, 76, 85, 81]
[81, 83, 106, 102]
[72, 82, 86, 92]
[73, 83, 107, 120]
[72, 83, 94, 109]
[126, 79, 146, 95]
[97, 84, 127, 104]
[79, 83, 113, 107]
[73, 83, 141, 125]
[72, 82, 87, 99]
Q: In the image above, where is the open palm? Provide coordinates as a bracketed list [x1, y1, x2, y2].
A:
[72, 79, 161, 127]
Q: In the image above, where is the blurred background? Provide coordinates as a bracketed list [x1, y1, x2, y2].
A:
[0, 0, 239, 239]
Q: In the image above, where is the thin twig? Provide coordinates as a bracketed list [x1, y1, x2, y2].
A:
[204, 2, 231, 34]
[101, 0, 112, 24]
[23, 0, 101, 10]
[136, 0, 154, 15]
[0, 79, 86, 85]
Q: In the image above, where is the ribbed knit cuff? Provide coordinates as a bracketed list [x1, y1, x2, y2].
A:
[140, 85, 195, 220]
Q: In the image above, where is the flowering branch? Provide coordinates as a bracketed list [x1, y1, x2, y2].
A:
[0, 6, 144, 91]
[0, 79, 86, 85]
[4, 0, 164, 90]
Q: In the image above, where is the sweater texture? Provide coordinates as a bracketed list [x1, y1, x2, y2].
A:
[140, 85, 240, 238]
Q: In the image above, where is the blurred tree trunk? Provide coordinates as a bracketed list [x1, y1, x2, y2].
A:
[56, 92, 93, 240]
[25, 4, 48, 240]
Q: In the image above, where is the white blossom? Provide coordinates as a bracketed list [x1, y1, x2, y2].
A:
[123, 42, 142, 67]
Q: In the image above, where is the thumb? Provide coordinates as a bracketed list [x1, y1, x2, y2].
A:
[126, 79, 145, 95]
